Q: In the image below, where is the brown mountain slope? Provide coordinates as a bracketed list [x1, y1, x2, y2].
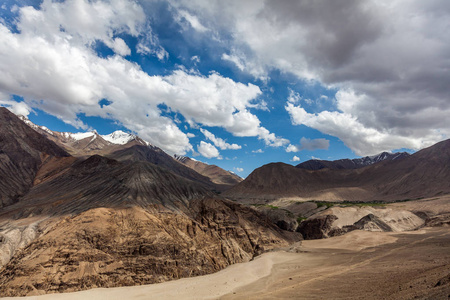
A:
[0, 155, 298, 296]
[0, 109, 300, 296]
[225, 139, 450, 202]
[175, 155, 243, 186]
[360, 138, 450, 200]
[0, 108, 69, 208]
[108, 145, 227, 192]
[0, 154, 212, 218]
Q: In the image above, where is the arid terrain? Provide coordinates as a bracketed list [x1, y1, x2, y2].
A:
[2, 226, 448, 299]
[0, 107, 449, 299]
[1, 197, 448, 299]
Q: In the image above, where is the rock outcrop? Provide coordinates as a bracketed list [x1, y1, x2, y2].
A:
[0, 200, 298, 297]
[297, 206, 425, 240]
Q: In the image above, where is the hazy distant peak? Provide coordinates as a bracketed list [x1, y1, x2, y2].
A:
[297, 151, 410, 170]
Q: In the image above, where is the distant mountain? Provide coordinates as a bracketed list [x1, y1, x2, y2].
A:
[296, 152, 410, 170]
[225, 139, 450, 202]
[20, 117, 240, 191]
[20, 116, 148, 157]
[175, 155, 243, 186]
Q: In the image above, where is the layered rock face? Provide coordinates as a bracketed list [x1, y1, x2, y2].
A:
[0, 200, 295, 297]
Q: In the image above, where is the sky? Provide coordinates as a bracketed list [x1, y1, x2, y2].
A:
[0, 0, 449, 178]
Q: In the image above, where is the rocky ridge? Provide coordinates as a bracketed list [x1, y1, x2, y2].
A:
[296, 151, 410, 170]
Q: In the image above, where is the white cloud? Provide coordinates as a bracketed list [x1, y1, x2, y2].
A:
[0, 99, 32, 117]
[18, 0, 145, 51]
[186, 132, 195, 138]
[234, 167, 244, 172]
[286, 137, 330, 152]
[176, 9, 208, 32]
[0, 1, 286, 155]
[197, 141, 220, 158]
[191, 55, 200, 63]
[221, 51, 267, 81]
[257, 127, 289, 147]
[286, 98, 445, 155]
[286, 144, 298, 153]
[291, 156, 300, 162]
[252, 149, 263, 153]
[111, 38, 131, 56]
[200, 128, 241, 150]
[136, 29, 169, 61]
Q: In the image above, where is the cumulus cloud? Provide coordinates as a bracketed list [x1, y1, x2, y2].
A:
[286, 137, 330, 153]
[171, 0, 450, 154]
[197, 141, 220, 158]
[252, 149, 263, 153]
[291, 156, 300, 162]
[111, 38, 131, 56]
[200, 128, 241, 150]
[0, 0, 285, 155]
[286, 99, 444, 155]
[234, 167, 244, 173]
[0, 99, 32, 117]
[257, 127, 289, 147]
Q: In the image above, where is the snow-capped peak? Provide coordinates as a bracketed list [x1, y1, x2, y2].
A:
[101, 130, 137, 145]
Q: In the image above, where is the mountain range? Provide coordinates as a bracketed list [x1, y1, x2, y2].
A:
[0, 107, 296, 296]
[0, 106, 449, 297]
[18, 114, 241, 191]
[225, 139, 450, 202]
[296, 152, 410, 170]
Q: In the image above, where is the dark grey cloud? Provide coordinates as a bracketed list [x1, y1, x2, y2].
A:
[172, 0, 450, 154]
[287, 137, 330, 152]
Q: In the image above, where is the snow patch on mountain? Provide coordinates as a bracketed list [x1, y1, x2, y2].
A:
[19, 115, 54, 136]
[62, 131, 96, 141]
[101, 130, 137, 145]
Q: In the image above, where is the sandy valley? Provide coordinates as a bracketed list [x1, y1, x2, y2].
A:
[3, 226, 448, 300]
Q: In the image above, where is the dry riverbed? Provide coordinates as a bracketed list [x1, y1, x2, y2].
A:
[3, 226, 449, 300]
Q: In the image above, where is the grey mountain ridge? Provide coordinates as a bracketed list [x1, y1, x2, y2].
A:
[296, 151, 410, 170]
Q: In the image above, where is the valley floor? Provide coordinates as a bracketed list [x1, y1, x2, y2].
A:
[3, 226, 449, 300]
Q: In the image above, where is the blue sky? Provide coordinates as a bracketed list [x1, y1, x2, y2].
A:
[0, 0, 449, 177]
